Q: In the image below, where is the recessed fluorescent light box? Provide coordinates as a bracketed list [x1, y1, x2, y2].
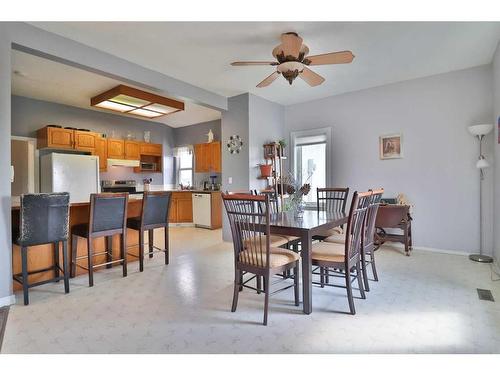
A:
[91, 85, 184, 119]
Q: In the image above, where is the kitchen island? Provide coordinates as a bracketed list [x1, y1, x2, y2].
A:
[10, 190, 222, 292]
[11, 197, 144, 292]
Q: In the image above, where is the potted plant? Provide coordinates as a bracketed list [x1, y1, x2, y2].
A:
[259, 162, 273, 178]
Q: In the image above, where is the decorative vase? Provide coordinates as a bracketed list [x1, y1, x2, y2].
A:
[288, 197, 305, 218]
[259, 164, 273, 178]
[144, 130, 151, 143]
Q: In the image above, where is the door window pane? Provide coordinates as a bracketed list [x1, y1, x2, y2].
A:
[296, 143, 326, 204]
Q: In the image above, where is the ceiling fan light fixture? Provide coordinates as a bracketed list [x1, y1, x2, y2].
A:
[91, 85, 184, 119]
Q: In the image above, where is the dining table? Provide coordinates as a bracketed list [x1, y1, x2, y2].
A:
[269, 209, 348, 314]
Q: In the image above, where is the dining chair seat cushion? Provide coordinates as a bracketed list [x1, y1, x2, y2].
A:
[238, 247, 299, 268]
[311, 242, 346, 263]
[244, 234, 290, 248]
[316, 226, 343, 238]
[324, 232, 346, 244]
[126, 217, 141, 230]
[277, 234, 300, 243]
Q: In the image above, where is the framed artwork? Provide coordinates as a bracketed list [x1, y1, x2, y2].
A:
[379, 134, 403, 159]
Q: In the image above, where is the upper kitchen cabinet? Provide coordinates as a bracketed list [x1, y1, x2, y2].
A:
[37, 126, 74, 150]
[74, 130, 98, 152]
[140, 143, 162, 156]
[107, 139, 125, 159]
[94, 136, 108, 172]
[124, 141, 140, 160]
[194, 141, 221, 173]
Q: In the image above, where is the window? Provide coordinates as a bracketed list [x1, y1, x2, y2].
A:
[291, 128, 331, 206]
[176, 146, 193, 187]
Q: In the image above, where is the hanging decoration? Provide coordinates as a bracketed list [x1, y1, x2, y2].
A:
[226, 135, 243, 154]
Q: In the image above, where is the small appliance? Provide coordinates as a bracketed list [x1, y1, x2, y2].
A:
[140, 162, 157, 171]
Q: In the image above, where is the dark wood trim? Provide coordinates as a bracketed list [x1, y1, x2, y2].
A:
[91, 84, 185, 112]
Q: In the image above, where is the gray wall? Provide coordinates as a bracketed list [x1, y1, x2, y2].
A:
[173, 119, 221, 146]
[11, 95, 175, 186]
[221, 94, 250, 240]
[493, 43, 500, 263]
[0, 36, 13, 305]
[284, 65, 494, 253]
[248, 94, 285, 190]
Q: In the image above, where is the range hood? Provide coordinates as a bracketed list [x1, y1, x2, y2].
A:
[107, 158, 140, 168]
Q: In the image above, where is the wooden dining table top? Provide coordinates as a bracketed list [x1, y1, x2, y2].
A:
[269, 210, 348, 232]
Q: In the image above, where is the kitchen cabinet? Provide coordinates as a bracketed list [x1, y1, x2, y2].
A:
[94, 137, 108, 172]
[37, 126, 74, 150]
[169, 192, 193, 223]
[140, 143, 162, 156]
[194, 141, 221, 173]
[74, 131, 98, 152]
[107, 139, 125, 159]
[124, 141, 140, 160]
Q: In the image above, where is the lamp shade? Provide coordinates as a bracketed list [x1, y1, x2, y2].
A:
[468, 124, 493, 136]
[476, 158, 490, 169]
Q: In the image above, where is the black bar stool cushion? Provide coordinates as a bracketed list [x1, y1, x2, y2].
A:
[72, 223, 90, 238]
[126, 217, 141, 230]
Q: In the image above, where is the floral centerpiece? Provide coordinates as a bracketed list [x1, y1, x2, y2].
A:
[279, 172, 312, 217]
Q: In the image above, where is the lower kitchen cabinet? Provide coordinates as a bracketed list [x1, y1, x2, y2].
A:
[169, 192, 193, 223]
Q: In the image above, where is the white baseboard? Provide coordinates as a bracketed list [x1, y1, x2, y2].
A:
[381, 242, 469, 256]
[0, 294, 15, 307]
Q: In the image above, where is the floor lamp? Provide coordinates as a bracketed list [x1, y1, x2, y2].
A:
[468, 123, 493, 263]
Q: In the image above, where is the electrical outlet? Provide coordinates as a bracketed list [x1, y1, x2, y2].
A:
[228, 177, 232, 184]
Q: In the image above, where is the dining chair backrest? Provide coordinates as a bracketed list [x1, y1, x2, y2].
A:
[364, 189, 384, 249]
[253, 189, 279, 214]
[317, 187, 349, 213]
[89, 193, 129, 235]
[141, 191, 172, 228]
[344, 191, 372, 261]
[18, 192, 70, 246]
[222, 193, 271, 269]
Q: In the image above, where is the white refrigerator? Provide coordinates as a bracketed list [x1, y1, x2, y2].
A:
[40, 153, 100, 203]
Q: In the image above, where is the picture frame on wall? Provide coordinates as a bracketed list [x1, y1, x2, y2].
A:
[379, 133, 403, 159]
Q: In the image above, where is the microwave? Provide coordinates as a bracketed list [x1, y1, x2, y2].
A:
[140, 162, 157, 171]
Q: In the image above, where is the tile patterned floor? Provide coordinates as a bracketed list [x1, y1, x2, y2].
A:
[2, 227, 500, 353]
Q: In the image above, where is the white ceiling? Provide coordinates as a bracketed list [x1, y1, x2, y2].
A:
[11, 50, 221, 128]
[30, 22, 500, 105]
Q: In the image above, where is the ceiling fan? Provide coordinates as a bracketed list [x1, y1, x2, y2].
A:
[231, 32, 354, 88]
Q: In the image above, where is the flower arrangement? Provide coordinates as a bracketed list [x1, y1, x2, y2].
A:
[279, 172, 312, 216]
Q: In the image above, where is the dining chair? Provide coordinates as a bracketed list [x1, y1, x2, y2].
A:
[126, 191, 172, 271]
[71, 193, 128, 287]
[315, 187, 350, 239]
[222, 193, 300, 326]
[12, 193, 71, 305]
[359, 188, 384, 292]
[311, 190, 372, 315]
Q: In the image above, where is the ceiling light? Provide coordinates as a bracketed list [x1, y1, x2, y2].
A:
[95, 100, 135, 112]
[91, 84, 184, 119]
[128, 108, 163, 118]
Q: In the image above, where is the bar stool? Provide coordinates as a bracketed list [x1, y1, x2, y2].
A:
[126, 191, 172, 271]
[70, 193, 128, 287]
[12, 193, 70, 305]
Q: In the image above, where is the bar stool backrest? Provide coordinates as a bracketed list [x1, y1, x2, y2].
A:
[89, 193, 128, 234]
[344, 191, 372, 261]
[317, 187, 349, 212]
[142, 191, 172, 227]
[18, 192, 70, 246]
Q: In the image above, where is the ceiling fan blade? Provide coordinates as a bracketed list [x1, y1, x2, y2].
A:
[280, 32, 303, 58]
[256, 71, 280, 88]
[305, 51, 354, 66]
[299, 67, 325, 87]
[231, 61, 277, 66]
